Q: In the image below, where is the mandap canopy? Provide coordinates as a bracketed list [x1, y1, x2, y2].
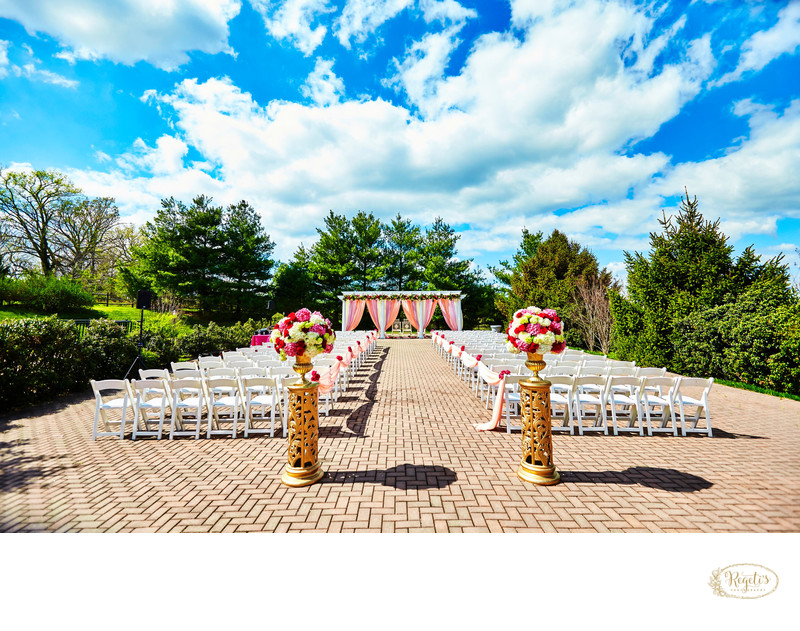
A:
[339, 291, 463, 338]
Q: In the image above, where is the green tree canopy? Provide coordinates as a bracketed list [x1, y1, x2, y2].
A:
[0, 168, 118, 279]
[612, 190, 791, 368]
[123, 195, 274, 317]
[382, 213, 423, 291]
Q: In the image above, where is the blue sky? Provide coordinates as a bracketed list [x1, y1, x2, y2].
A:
[1, 0, 799, 285]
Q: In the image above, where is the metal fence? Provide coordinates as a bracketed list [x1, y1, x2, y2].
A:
[71, 319, 136, 338]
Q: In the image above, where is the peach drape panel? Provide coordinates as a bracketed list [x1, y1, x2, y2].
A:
[366, 299, 401, 339]
[342, 300, 366, 331]
[401, 299, 437, 338]
[474, 362, 506, 431]
[437, 298, 463, 331]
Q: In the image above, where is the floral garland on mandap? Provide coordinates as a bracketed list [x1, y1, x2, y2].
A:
[342, 293, 454, 301]
[271, 308, 336, 361]
[506, 306, 566, 355]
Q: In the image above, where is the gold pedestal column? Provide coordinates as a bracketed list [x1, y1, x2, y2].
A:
[281, 354, 324, 487]
[517, 352, 561, 485]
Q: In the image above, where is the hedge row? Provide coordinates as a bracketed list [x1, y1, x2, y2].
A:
[612, 281, 800, 396]
[0, 275, 95, 312]
[0, 317, 270, 411]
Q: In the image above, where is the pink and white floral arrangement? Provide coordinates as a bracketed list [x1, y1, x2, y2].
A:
[505, 307, 566, 355]
[271, 308, 336, 360]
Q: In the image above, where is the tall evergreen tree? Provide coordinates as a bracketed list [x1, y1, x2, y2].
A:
[272, 245, 317, 316]
[219, 200, 275, 318]
[350, 210, 385, 290]
[382, 213, 423, 290]
[490, 228, 543, 319]
[612, 190, 789, 367]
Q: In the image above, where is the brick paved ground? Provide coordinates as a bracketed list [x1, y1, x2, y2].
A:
[1, 339, 798, 532]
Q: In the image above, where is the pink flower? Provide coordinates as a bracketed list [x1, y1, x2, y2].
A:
[526, 323, 541, 335]
[336, 355, 343, 361]
[460, 346, 465, 351]
[284, 342, 302, 356]
[541, 308, 558, 320]
[324, 343, 334, 353]
[309, 371, 320, 382]
[550, 321, 562, 334]
[475, 354, 482, 361]
[551, 341, 566, 354]
[296, 308, 311, 322]
[310, 324, 326, 335]
[518, 341, 531, 352]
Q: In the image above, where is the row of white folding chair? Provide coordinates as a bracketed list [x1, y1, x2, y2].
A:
[536, 375, 711, 437]
[453, 355, 711, 437]
[91, 376, 288, 441]
[136, 369, 289, 436]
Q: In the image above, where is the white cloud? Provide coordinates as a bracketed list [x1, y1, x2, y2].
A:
[301, 58, 344, 105]
[12, 62, 78, 88]
[716, 1, 800, 85]
[418, 0, 476, 25]
[335, 0, 414, 48]
[0, 39, 9, 78]
[0, 0, 241, 70]
[59, 0, 797, 266]
[385, 27, 462, 117]
[250, 0, 332, 56]
[653, 99, 800, 239]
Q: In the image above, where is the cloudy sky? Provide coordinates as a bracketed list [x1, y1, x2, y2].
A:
[1, 0, 799, 283]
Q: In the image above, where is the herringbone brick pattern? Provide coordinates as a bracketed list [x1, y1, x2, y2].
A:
[1, 339, 798, 532]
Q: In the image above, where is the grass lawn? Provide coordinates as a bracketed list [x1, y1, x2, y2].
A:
[0, 304, 193, 334]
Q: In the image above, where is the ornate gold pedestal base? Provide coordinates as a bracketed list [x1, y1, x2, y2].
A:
[516, 461, 561, 485]
[282, 380, 324, 487]
[281, 461, 324, 487]
[517, 352, 561, 486]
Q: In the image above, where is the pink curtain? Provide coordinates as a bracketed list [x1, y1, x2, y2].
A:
[401, 299, 437, 337]
[366, 299, 401, 338]
[342, 300, 366, 331]
[437, 298, 463, 331]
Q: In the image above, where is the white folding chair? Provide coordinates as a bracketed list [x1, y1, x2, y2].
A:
[130, 379, 170, 440]
[165, 378, 205, 439]
[170, 361, 197, 372]
[607, 376, 643, 436]
[674, 377, 713, 437]
[549, 375, 575, 434]
[239, 367, 269, 379]
[573, 375, 609, 435]
[503, 375, 526, 433]
[198, 356, 223, 369]
[226, 359, 253, 369]
[90, 379, 132, 440]
[205, 377, 243, 438]
[241, 376, 284, 437]
[139, 368, 169, 381]
[641, 377, 678, 436]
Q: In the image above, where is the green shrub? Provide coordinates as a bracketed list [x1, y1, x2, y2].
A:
[0, 275, 94, 312]
[81, 319, 139, 380]
[0, 316, 85, 409]
[671, 281, 800, 395]
[139, 322, 181, 369]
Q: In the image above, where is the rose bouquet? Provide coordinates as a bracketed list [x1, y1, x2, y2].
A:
[505, 306, 566, 355]
[270, 308, 336, 360]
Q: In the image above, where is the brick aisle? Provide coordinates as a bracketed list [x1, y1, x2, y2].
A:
[1, 339, 798, 532]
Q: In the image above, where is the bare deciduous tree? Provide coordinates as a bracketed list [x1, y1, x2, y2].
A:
[572, 277, 613, 354]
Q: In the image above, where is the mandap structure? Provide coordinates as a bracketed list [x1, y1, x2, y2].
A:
[339, 291, 464, 338]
